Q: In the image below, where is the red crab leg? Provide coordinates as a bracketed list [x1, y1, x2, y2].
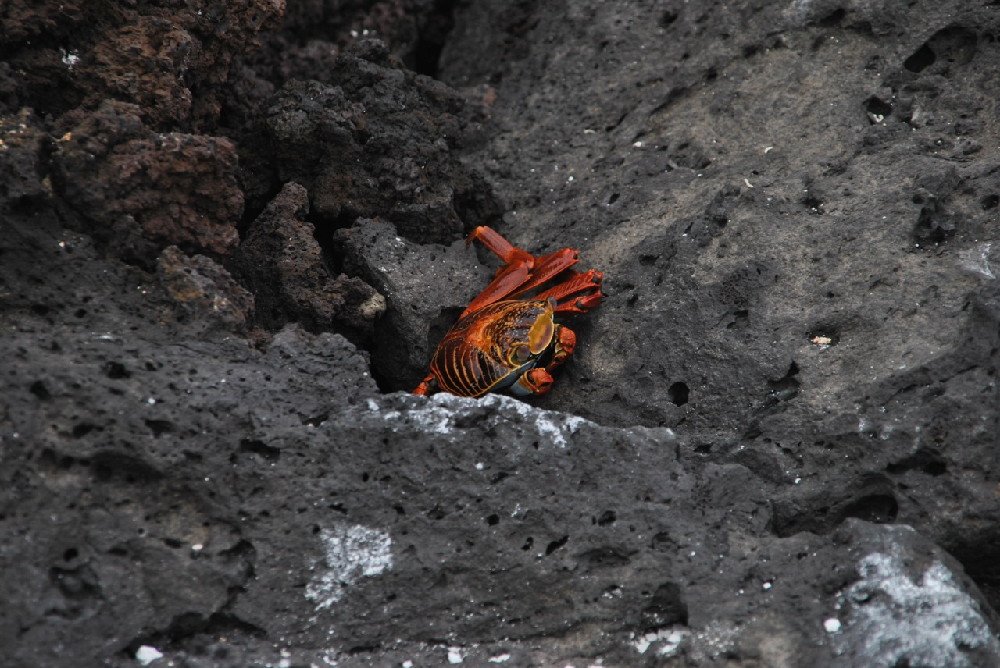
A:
[413, 374, 436, 395]
[460, 227, 535, 316]
[535, 269, 604, 313]
[462, 227, 583, 316]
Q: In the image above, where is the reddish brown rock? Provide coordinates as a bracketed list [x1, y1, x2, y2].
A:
[156, 245, 254, 333]
[51, 101, 243, 265]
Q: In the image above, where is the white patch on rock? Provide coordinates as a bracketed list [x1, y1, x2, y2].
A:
[483, 393, 589, 448]
[690, 620, 739, 660]
[834, 545, 1000, 666]
[958, 242, 995, 279]
[135, 645, 163, 665]
[633, 626, 688, 656]
[368, 392, 595, 448]
[306, 523, 393, 610]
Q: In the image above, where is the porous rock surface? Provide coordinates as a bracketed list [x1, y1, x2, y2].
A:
[2, 0, 999, 666]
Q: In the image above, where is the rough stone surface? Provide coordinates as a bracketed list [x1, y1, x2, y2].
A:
[234, 182, 385, 341]
[2, 0, 1000, 666]
[335, 217, 490, 389]
[256, 41, 501, 244]
[51, 101, 244, 266]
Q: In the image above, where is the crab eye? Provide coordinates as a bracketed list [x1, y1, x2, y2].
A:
[510, 344, 532, 365]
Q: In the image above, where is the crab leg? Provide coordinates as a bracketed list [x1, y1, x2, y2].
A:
[460, 227, 534, 316]
[462, 227, 588, 315]
[535, 269, 604, 313]
[413, 373, 436, 395]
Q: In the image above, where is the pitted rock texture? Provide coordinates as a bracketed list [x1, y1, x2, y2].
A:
[257, 41, 501, 244]
[234, 182, 385, 340]
[334, 217, 491, 389]
[2, 0, 1000, 667]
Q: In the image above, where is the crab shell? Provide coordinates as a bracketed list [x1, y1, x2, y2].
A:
[427, 297, 558, 397]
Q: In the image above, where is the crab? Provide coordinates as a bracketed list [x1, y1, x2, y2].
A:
[413, 226, 603, 397]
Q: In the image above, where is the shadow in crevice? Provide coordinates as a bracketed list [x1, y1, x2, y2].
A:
[770, 476, 899, 538]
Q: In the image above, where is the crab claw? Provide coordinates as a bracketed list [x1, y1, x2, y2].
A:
[510, 368, 554, 396]
[547, 326, 577, 370]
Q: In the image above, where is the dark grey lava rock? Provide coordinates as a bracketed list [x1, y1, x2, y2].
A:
[3, 0, 1000, 666]
[261, 40, 501, 245]
[335, 217, 491, 390]
[234, 182, 386, 340]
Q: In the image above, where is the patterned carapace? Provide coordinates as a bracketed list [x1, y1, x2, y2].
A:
[413, 226, 603, 398]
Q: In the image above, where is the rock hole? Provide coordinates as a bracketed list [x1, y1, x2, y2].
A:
[802, 194, 824, 213]
[29, 380, 51, 400]
[842, 493, 898, 524]
[302, 411, 330, 427]
[981, 194, 999, 210]
[667, 381, 689, 406]
[659, 10, 678, 27]
[922, 460, 947, 476]
[486, 514, 499, 525]
[521, 536, 534, 551]
[817, 7, 845, 27]
[577, 546, 631, 568]
[651, 532, 676, 552]
[726, 309, 749, 330]
[104, 361, 131, 379]
[913, 206, 956, 246]
[904, 43, 936, 72]
[545, 535, 568, 555]
[72, 423, 96, 438]
[865, 96, 893, 118]
[641, 581, 688, 630]
[63, 547, 79, 562]
[596, 510, 617, 526]
[239, 439, 280, 461]
[144, 419, 174, 438]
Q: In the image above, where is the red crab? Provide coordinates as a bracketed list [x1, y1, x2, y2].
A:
[413, 226, 603, 397]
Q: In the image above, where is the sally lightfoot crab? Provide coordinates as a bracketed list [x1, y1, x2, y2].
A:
[413, 226, 603, 398]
